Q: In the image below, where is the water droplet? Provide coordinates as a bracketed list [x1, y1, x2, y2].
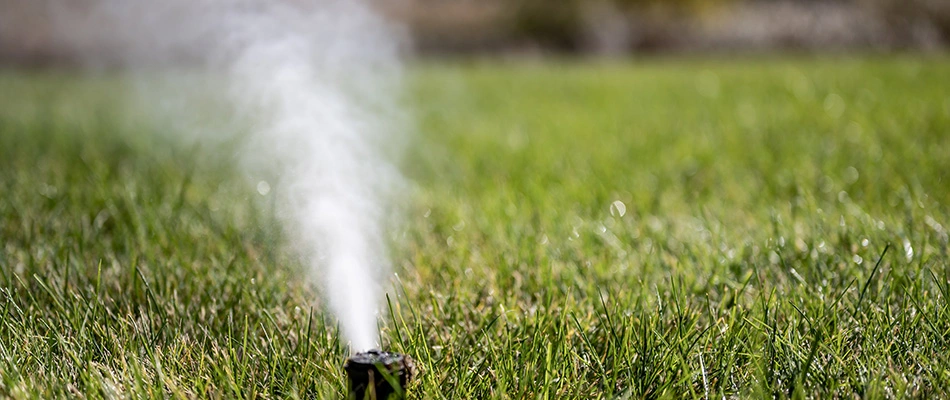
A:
[39, 183, 59, 198]
[843, 166, 859, 184]
[838, 191, 850, 203]
[610, 200, 627, 217]
[925, 216, 944, 234]
[790, 268, 805, 283]
[903, 239, 914, 261]
[795, 238, 808, 252]
[852, 254, 863, 265]
[256, 180, 271, 196]
[861, 238, 869, 247]
[824, 93, 846, 119]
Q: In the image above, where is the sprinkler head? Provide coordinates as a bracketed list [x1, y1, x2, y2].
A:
[344, 350, 415, 400]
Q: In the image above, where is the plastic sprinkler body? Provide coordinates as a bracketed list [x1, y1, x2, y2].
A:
[344, 350, 415, 399]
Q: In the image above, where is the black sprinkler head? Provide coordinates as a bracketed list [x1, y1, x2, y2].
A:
[344, 350, 415, 399]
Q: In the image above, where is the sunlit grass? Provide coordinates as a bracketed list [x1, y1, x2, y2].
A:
[2, 56, 949, 398]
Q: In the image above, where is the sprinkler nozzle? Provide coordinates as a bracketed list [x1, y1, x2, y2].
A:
[344, 350, 415, 399]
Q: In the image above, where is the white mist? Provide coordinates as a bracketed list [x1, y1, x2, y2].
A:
[51, 0, 406, 352]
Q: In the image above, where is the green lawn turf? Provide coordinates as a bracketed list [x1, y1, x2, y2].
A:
[1, 56, 949, 398]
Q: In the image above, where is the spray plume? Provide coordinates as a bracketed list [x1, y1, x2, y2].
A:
[51, 0, 406, 352]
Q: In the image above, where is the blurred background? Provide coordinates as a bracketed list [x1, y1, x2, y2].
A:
[2, 0, 948, 67]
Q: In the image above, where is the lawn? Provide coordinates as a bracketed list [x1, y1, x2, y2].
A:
[1, 56, 949, 398]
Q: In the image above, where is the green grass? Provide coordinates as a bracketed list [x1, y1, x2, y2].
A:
[1, 56, 949, 398]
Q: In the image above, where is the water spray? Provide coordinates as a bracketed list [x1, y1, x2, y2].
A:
[49, 0, 413, 390]
[50, 0, 408, 358]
